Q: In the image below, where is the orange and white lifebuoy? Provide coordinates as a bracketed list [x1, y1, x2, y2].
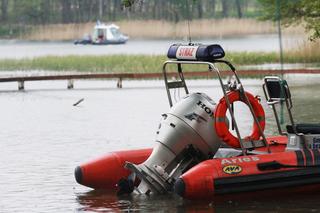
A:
[214, 91, 265, 148]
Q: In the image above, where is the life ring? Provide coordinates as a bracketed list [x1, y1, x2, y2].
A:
[214, 91, 265, 148]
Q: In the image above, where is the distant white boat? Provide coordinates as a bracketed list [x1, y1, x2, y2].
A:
[74, 21, 129, 45]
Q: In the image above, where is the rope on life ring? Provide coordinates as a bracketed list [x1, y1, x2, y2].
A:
[214, 91, 265, 148]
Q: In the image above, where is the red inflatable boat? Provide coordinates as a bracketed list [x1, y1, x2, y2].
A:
[75, 136, 287, 190]
[75, 44, 320, 199]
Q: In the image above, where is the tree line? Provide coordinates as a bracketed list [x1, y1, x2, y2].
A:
[0, 0, 261, 25]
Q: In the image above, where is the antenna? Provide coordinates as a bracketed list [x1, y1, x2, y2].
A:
[185, 0, 192, 44]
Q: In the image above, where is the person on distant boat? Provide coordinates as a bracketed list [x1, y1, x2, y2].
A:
[98, 29, 104, 42]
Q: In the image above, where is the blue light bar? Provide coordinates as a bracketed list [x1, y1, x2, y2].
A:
[167, 44, 225, 61]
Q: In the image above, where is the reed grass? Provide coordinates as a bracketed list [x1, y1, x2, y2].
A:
[24, 19, 303, 41]
[0, 47, 319, 73]
[26, 23, 93, 41]
[284, 40, 320, 63]
[0, 55, 167, 73]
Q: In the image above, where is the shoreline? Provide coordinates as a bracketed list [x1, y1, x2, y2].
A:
[0, 34, 285, 43]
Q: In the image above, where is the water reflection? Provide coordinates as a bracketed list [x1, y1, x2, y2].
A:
[76, 190, 216, 212]
[75, 188, 320, 213]
[76, 190, 124, 212]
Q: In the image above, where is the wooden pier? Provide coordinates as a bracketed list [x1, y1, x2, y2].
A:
[0, 69, 319, 90]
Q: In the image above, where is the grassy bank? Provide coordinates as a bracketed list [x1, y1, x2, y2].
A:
[24, 19, 303, 41]
[0, 50, 319, 73]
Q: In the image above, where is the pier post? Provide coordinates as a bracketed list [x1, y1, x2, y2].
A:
[67, 79, 74, 89]
[117, 77, 122, 88]
[18, 81, 24, 90]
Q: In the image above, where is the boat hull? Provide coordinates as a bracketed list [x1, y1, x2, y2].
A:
[92, 40, 127, 45]
[74, 40, 127, 45]
[75, 149, 152, 190]
[175, 149, 320, 200]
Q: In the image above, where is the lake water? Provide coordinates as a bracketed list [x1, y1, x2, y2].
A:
[1, 76, 320, 212]
[0, 34, 301, 59]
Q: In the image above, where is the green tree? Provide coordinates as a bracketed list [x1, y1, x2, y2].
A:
[258, 0, 320, 40]
[13, 0, 44, 24]
[1, 0, 8, 22]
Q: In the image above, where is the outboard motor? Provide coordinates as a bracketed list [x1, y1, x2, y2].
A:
[125, 93, 227, 194]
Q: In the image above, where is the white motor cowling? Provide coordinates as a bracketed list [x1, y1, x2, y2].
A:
[125, 93, 227, 194]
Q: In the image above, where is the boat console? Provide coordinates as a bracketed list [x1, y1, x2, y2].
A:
[263, 76, 320, 150]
